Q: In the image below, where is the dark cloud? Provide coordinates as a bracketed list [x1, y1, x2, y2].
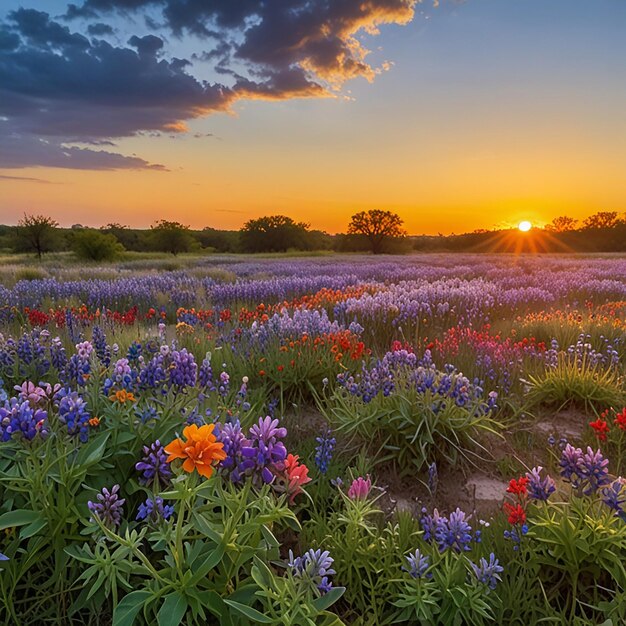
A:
[87, 22, 114, 36]
[1, 0, 416, 170]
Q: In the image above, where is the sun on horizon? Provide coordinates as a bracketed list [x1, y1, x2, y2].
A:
[518, 220, 533, 232]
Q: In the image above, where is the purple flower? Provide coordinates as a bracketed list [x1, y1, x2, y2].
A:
[403, 549, 431, 579]
[240, 416, 288, 484]
[579, 447, 611, 495]
[602, 478, 626, 520]
[0, 398, 48, 441]
[88, 485, 125, 529]
[136, 497, 174, 523]
[559, 443, 584, 488]
[314, 429, 336, 475]
[135, 440, 172, 488]
[57, 390, 91, 443]
[470, 553, 503, 590]
[288, 548, 336, 595]
[169, 348, 197, 389]
[525, 466, 556, 501]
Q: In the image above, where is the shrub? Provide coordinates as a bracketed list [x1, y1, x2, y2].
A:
[72, 229, 124, 262]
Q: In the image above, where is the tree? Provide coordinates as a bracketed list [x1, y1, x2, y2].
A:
[72, 229, 124, 261]
[15, 213, 60, 259]
[239, 215, 311, 253]
[545, 216, 579, 232]
[582, 211, 619, 229]
[150, 220, 195, 255]
[347, 209, 407, 254]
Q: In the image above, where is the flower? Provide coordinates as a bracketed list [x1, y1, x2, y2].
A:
[614, 408, 626, 430]
[283, 454, 311, 503]
[525, 466, 556, 501]
[135, 440, 173, 487]
[109, 389, 136, 404]
[579, 446, 611, 495]
[348, 475, 372, 500]
[288, 548, 336, 595]
[506, 477, 529, 496]
[470, 553, 504, 590]
[435, 508, 473, 552]
[165, 424, 226, 478]
[601, 478, 626, 520]
[136, 497, 175, 523]
[589, 417, 610, 441]
[403, 549, 431, 579]
[504, 503, 526, 525]
[314, 429, 336, 474]
[88, 485, 125, 529]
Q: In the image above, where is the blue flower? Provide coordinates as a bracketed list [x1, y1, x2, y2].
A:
[470, 553, 503, 590]
[403, 549, 431, 579]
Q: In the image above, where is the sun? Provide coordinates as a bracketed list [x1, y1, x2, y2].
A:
[518, 220, 532, 232]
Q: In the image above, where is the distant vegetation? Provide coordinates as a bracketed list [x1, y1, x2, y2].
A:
[0, 210, 625, 260]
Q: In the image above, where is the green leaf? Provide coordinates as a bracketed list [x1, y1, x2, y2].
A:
[311, 587, 345, 612]
[112, 590, 151, 626]
[76, 432, 111, 466]
[0, 509, 42, 530]
[157, 592, 188, 626]
[19, 515, 47, 538]
[223, 599, 273, 623]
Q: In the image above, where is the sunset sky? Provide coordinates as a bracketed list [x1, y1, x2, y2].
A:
[1, 0, 625, 234]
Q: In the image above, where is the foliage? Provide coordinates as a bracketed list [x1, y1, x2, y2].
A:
[15, 213, 61, 259]
[150, 221, 196, 255]
[239, 215, 313, 253]
[347, 210, 407, 255]
[72, 229, 125, 261]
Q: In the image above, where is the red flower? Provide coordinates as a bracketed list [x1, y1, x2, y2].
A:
[283, 454, 311, 503]
[506, 477, 529, 496]
[589, 418, 610, 441]
[504, 503, 526, 525]
[614, 408, 626, 431]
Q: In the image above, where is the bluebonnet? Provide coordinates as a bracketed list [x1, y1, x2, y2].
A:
[288, 548, 336, 595]
[503, 524, 528, 550]
[560, 444, 610, 495]
[50, 337, 68, 373]
[169, 349, 197, 389]
[427, 461, 438, 494]
[139, 353, 168, 389]
[216, 419, 247, 482]
[525, 466, 556, 501]
[314, 429, 336, 474]
[421, 507, 474, 553]
[240, 416, 288, 484]
[403, 549, 431, 579]
[0, 397, 48, 441]
[136, 497, 174, 522]
[88, 485, 125, 529]
[57, 390, 91, 443]
[92, 326, 111, 367]
[126, 341, 142, 365]
[135, 440, 172, 488]
[470, 553, 503, 590]
[601, 479, 626, 521]
[198, 354, 216, 390]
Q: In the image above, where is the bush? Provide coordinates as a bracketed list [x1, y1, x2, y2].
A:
[72, 229, 124, 262]
[324, 350, 501, 474]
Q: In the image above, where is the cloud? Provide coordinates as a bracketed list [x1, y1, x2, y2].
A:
[0, 174, 60, 183]
[1, 1, 417, 170]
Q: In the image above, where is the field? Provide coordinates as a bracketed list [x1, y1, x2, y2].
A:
[0, 253, 625, 625]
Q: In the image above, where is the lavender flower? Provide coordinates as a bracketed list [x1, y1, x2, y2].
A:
[239, 416, 288, 484]
[470, 553, 504, 590]
[601, 478, 626, 520]
[525, 466, 556, 501]
[314, 429, 336, 474]
[288, 548, 336, 595]
[136, 497, 174, 523]
[135, 440, 172, 488]
[169, 348, 197, 389]
[57, 390, 91, 443]
[403, 549, 431, 579]
[88, 485, 125, 529]
[579, 447, 611, 495]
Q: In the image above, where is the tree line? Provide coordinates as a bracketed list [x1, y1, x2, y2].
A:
[1, 210, 625, 261]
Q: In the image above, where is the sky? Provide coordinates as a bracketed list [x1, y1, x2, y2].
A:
[1, 0, 625, 235]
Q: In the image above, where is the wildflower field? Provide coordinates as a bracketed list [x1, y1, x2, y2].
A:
[0, 253, 625, 626]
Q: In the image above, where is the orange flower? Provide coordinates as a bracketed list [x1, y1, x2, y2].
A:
[89, 416, 100, 427]
[284, 454, 311, 503]
[164, 424, 226, 478]
[109, 389, 136, 403]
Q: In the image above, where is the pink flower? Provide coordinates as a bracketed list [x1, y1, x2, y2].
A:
[348, 475, 372, 500]
[14, 381, 48, 407]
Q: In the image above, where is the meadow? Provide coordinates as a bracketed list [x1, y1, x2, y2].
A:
[0, 252, 624, 625]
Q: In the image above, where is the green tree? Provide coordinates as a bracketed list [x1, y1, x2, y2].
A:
[239, 215, 311, 253]
[15, 213, 60, 259]
[150, 220, 195, 255]
[582, 211, 619, 229]
[347, 209, 407, 254]
[72, 229, 124, 261]
[545, 215, 579, 232]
